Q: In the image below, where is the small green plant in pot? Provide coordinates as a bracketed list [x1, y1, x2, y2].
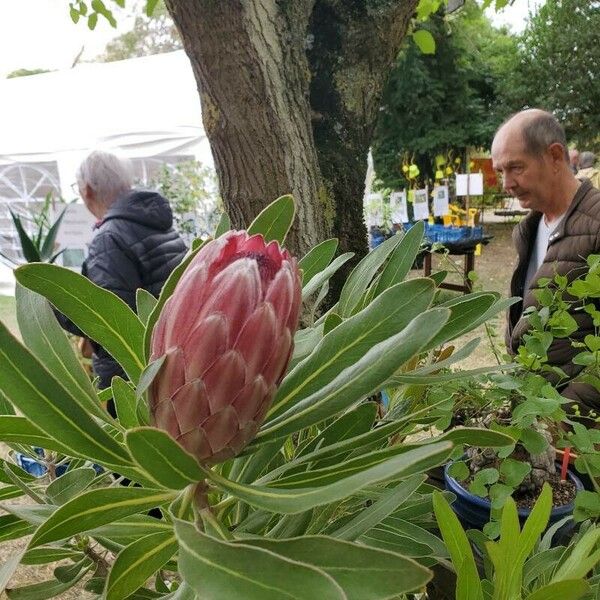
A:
[0, 196, 514, 599]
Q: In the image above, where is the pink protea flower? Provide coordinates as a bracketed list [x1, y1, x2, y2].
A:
[149, 231, 301, 464]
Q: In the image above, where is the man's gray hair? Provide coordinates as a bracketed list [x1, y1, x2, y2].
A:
[520, 111, 568, 160]
[579, 151, 597, 169]
[76, 150, 133, 205]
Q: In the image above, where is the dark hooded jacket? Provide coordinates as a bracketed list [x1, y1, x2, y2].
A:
[506, 179, 600, 409]
[58, 190, 187, 388]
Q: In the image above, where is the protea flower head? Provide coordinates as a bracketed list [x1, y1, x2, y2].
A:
[149, 231, 301, 464]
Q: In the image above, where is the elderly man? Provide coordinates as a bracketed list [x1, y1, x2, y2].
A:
[577, 151, 600, 189]
[492, 109, 600, 409]
[58, 150, 187, 391]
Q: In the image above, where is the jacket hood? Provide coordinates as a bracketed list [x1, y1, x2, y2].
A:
[102, 190, 174, 231]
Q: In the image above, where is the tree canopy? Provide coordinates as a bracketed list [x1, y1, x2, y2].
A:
[372, 2, 519, 189]
[517, 0, 600, 151]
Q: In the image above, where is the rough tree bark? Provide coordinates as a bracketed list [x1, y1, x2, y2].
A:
[165, 0, 418, 267]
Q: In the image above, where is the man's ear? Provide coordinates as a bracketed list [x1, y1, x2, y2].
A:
[84, 184, 96, 202]
[548, 142, 567, 167]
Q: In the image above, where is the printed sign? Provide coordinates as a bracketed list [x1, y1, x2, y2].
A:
[389, 190, 408, 223]
[433, 185, 450, 216]
[412, 187, 430, 220]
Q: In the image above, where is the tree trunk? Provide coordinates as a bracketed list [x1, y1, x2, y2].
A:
[166, 0, 417, 268]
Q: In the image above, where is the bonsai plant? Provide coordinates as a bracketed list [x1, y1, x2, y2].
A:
[0, 196, 512, 598]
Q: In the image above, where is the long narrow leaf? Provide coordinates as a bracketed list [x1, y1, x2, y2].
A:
[15, 285, 106, 422]
[40, 206, 67, 260]
[9, 209, 40, 263]
[29, 488, 176, 548]
[258, 308, 450, 443]
[337, 234, 403, 317]
[0, 322, 132, 468]
[332, 475, 424, 541]
[243, 535, 431, 598]
[247, 194, 295, 245]
[199, 441, 452, 514]
[270, 278, 436, 419]
[174, 519, 345, 599]
[302, 253, 354, 300]
[15, 263, 145, 383]
[298, 239, 338, 286]
[106, 531, 178, 600]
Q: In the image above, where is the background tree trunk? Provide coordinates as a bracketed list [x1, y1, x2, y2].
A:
[166, 0, 418, 271]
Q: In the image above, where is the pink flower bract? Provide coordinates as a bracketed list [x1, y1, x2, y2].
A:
[150, 231, 301, 464]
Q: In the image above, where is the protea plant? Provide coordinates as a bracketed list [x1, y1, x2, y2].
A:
[149, 230, 302, 464]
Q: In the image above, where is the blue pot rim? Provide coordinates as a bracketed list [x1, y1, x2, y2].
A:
[444, 459, 585, 517]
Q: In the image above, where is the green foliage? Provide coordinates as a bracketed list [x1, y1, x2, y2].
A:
[6, 68, 52, 79]
[0, 195, 519, 597]
[372, 2, 520, 188]
[517, 0, 600, 150]
[0, 194, 67, 267]
[149, 160, 221, 242]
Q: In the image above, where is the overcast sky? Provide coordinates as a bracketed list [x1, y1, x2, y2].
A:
[0, 1, 540, 79]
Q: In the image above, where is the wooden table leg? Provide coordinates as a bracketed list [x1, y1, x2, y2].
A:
[424, 252, 432, 277]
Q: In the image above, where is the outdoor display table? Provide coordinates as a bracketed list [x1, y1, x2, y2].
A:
[423, 236, 493, 294]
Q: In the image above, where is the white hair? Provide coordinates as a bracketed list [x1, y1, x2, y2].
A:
[76, 150, 133, 205]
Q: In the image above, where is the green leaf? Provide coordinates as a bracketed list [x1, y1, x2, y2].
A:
[551, 527, 600, 582]
[0, 552, 23, 594]
[426, 293, 497, 348]
[244, 535, 431, 598]
[89, 513, 173, 545]
[0, 416, 73, 454]
[199, 441, 452, 514]
[106, 531, 178, 600]
[21, 547, 83, 566]
[146, 0, 160, 17]
[136, 289, 157, 326]
[174, 519, 346, 599]
[247, 194, 295, 244]
[6, 568, 89, 599]
[135, 355, 166, 400]
[0, 321, 132, 468]
[524, 580, 589, 600]
[258, 307, 449, 443]
[413, 29, 436, 54]
[15, 263, 145, 383]
[29, 487, 176, 548]
[374, 221, 424, 297]
[112, 377, 139, 429]
[432, 490, 483, 600]
[269, 278, 436, 419]
[299, 239, 339, 286]
[39, 206, 67, 261]
[448, 461, 469, 481]
[214, 212, 230, 237]
[338, 234, 403, 317]
[88, 12, 98, 30]
[0, 486, 24, 501]
[302, 252, 354, 300]
[520, 428, 548, 455]
[125, 427, 204, 490]
[332, 475, 424, 541]
[15, 285, 103, 421]
[500, 458, 531, 487]
[45, 468, 97, 505]
[0, 515, 35, 543]
[9, 209, 40, 263]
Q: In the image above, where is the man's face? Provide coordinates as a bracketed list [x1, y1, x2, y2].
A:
[491, 128, 554, 212]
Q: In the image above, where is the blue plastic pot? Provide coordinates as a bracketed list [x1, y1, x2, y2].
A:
[444, 461, 584, 530]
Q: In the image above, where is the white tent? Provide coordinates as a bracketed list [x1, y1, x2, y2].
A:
[0, 50, 214, 292]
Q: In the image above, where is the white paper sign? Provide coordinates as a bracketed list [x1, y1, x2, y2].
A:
[366, 192, 384, 227]
[455, 173, 484, 196]
[412, 187, 430, 220]
[433, 185, 450, 216]
[389, 190, 408, 223]
[54, 203, 96, 248]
